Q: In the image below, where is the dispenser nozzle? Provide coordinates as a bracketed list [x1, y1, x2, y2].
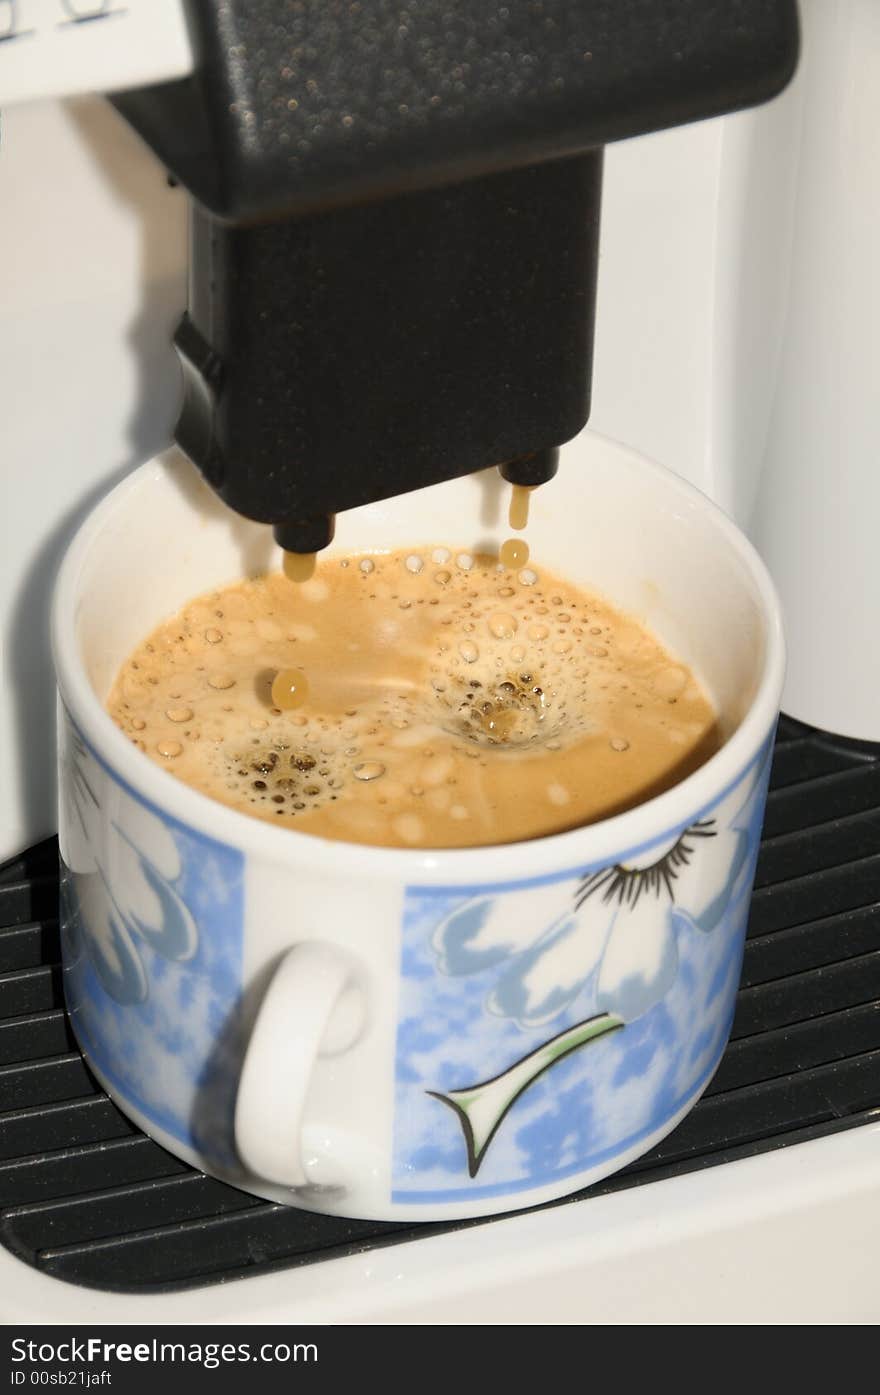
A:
[499, 449, 560, 490]
[273, 516, 336, 556]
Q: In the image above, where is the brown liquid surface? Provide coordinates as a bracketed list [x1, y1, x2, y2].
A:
[107, 548, 721, 848]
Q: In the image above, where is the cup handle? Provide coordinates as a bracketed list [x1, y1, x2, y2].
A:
[234, 941, 361, 1188]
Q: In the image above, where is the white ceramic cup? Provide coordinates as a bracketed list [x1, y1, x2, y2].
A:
[53, 433, 784, 1222]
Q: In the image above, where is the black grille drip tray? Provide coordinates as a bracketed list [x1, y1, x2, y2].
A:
[1, 715, 878, 1294]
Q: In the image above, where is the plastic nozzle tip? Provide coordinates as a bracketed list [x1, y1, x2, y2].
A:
[499, 448, 560, 488]
[273, 515, 336, 554]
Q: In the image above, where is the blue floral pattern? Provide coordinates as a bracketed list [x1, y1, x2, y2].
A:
[61, 726, 197, 1003]
[393, 743, 773, 1201]
[59, 711, 245, 1160]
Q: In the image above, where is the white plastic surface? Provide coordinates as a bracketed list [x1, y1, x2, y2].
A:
[0, 0, 874, 1324]
[0, 0, 193, 105]
[746, 0, 880, 738]
[590, 118, 726, 497]
[0, 98, 187, 862]
[0, 1123, 877, 1323]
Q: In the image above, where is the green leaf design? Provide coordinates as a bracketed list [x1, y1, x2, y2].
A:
[429, 1012, 624, 1177]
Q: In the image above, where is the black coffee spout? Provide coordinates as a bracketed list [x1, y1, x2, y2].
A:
[173, 155, 601, 549]
[114, 1, 799, 553]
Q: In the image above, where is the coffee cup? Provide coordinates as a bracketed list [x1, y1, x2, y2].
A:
[53, 433, 784, 1221]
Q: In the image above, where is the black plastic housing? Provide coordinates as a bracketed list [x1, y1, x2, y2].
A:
[114, 0, 798, 223]
[175, 154, 601, 533]
[112, 1, 799, 543]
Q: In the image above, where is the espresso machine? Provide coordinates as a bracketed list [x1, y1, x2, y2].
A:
[116, 1, 797, 559]
[1, 0, 878, 1324]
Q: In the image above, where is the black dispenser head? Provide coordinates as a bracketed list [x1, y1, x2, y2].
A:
[114, 1, 799, 551]
[173, 152, 602, 553]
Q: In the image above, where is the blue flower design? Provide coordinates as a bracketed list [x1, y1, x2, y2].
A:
[426, 754, 769, 1174]
[433, 757, 768, 1030]
[60, 725, 197, 1004]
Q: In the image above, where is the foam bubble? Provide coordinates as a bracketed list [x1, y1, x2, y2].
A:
[488, 612, 517, 639]
[165, 705, 193, 723]
[354, 761, 385, 781]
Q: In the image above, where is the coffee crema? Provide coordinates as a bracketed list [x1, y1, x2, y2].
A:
[106, 548, 721, 848]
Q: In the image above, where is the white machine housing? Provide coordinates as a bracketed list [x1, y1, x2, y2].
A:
[1, 0, 877, 855]
[1, 0, 879, 1331]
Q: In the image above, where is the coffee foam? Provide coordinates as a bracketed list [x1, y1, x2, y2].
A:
[107, 548, 720, 848]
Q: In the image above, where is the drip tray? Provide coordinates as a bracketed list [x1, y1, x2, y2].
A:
[1, 715, 879, 1293]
